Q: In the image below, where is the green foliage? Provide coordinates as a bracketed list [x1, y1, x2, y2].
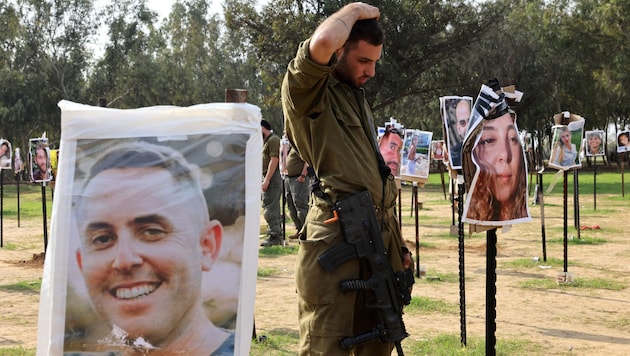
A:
[2, 0, 630, 157]
[503, 257, 569, 269]
[547, 236, 607, 246]
[405, 296, 458, 314]
[257, 267, 277, 277]
[0, 347, 35, 356]
[0, 279, 42, 293]
[521, 277, 625, 291]
[0, 184, 53, 219]
[404, 333, 541, 355]
[258, 244, 299, 256]
[249, 329, 299, 355]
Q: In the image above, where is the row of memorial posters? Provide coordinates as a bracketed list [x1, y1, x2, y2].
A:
[0, 138, 55, 182]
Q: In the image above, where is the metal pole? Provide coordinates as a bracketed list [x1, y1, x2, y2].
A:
[414, 183, 420, 278]
[486, 228, 497, 356]
[42, 183, 48, 253]
[16, 172, 21, 228]
[574, 170, 580, 239]
[439, 162, 447, 200]
[563, 171, 568, 273]
[1, 171, 3, 247]
[593, 156, 597, 211]
[398, 187, 402, 230]
[539, 172, 547, 262]
[457, 181, 466, 346]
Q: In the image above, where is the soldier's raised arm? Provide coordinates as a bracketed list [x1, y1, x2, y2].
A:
[309, 2, 380, 65]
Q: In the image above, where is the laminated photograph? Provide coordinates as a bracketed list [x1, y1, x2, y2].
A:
[400, 129, 432, 182]
[29, 138, 53, 183]
[440, 96, 472, 170]
[584, 130, 605, 157]
[462, 81, 530, 227]
[431, 140, 445, 162]
[462, 111, 531, 226]
[548, 118, 585, 171]
[36, 100, 262, 356]
[617, 131, 630, 153]
[0, 139, 12, 169]
[377, 118, 405, 178]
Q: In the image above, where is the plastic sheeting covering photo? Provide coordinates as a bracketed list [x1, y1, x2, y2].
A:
[36, 100, 262, 356]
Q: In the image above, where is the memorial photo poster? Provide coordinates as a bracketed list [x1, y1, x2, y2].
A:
[14, 147, 24, 173]
[378, 118, 405, 178]
[37, 101, 262, 356]
[401, 129, 432, 181]
[617, 130, 630, 153]
[463, 112, 531, 226]
[440, 96, 472, 170]
[585, 130, 605, 157]
[431, 140, 445, 161]
[548, 119, 585, 171]
[0, 138, 12, 169]
[29, 138, 53, 183]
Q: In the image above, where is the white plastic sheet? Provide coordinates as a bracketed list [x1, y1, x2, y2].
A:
[37, 100, 262, 355]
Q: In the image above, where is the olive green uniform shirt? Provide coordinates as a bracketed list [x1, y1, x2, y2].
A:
[281, 39, 396, 209]
[262, 133, 280, 176]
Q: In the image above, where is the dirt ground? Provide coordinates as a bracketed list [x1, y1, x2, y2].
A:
[1, 183, 630, 355]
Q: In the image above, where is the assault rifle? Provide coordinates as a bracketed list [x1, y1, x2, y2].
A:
[318, 191, 414, 355]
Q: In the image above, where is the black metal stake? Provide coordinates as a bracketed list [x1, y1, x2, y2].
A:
[563, 171, 568, 273]
[593, 156, 597, 211]
[574, 169, 580, 239]
[42, 183, 48, 253]
[622, 153, 626, 198]
[398, 187, 402, 230]
[538, 172, 547, 262]
[486, 227, 498, 356]
[413, 183, 420, 278]
[451, 178, 455, 227]
[16, 173, 21, 228]
[1, 170, 3, 247]
[457, 181, 466, 346]
[281, 180, 286, 239]
[439, 162, 447, 200]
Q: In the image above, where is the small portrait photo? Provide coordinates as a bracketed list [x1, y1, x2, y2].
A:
[441, 96, 473, 170]
[401, 129, 432, 180]
[585, 130, 605, 156]
[29, 138, 53, 182]
[0, 139, 13, 169]
[378, 119, 405, 178]
[14, 147, 23, 173]
[617, 131, 630, 153]
[463, 112, 531, 225]
[548, 121, 585, 170]
[431, 140, 445, 161]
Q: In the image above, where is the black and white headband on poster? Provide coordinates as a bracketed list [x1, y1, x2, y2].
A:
[377, 117, 405, 178]
[548, 112, 585, 171]
[36, 101, 262, 356]
[29, 138, 53, 183]
[440, 96, 472, 170]
[584, 130, 605, 157]
[0, 139, 12, 169]
[462, 82, 531, 227]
